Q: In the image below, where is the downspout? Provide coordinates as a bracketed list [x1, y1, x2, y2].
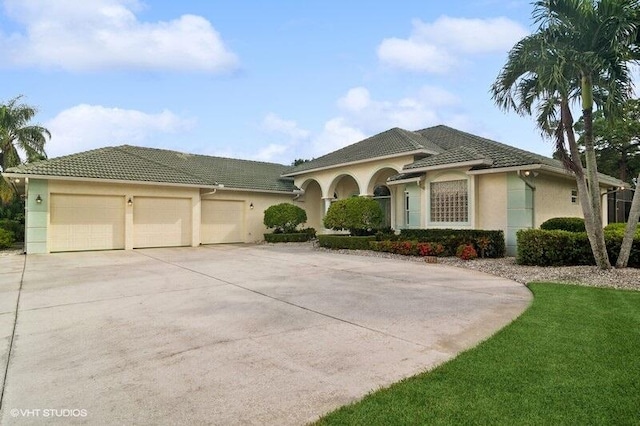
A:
[293, 188, 305, 201]
[516, 169, 536, 229]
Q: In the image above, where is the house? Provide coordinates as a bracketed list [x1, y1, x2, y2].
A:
[2, 125, 624, 255]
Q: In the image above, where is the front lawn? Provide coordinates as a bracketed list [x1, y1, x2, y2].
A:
[315, 283, 640, 425]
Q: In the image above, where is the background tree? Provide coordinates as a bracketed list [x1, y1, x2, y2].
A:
[291, 158, 311, 167]
[576, 99, 640, 184]
[0, 96, 50, 203]
[491, 0, 640, 269]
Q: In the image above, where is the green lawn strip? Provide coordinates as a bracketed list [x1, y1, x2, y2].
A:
[314, 283, 640, 426]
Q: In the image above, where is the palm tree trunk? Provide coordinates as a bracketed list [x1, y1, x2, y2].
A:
[581, 74, 611, 269]
[561, 100, 609, 268]
[615, 173, 640, 268]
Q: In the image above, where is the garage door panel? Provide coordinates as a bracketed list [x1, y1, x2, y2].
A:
[201, 200, 244, 244]
[50, 194, 125, 252]
[134, 197, 192, 248]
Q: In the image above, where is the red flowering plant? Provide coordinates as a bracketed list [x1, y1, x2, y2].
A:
[456, 243, 478, 260]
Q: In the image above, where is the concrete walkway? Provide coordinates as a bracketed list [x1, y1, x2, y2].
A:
[0, 244, 531, 425]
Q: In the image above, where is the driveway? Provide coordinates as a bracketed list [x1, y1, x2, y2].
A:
[0, 244, 531, 425]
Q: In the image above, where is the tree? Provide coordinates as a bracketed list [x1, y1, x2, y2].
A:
[491, 0, 640, 269]
[323, 197, 383, 235]
[263, 203, 307, 234]
[291, 158, 311, 167]
[576, 99, 640, 183]
[0, 96, 50, 203]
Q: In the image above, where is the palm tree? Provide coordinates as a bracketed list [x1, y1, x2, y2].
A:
[492, 0, 640, 269]
[0, 96, 50, 203]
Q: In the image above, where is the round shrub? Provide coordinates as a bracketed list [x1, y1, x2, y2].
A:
[540, 217, 586, 233]
[263, 203, 307, 234]
[323, 197, 383, 235]
[0, 228, 15, 249]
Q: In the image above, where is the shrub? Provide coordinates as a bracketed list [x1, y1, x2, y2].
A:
[323, 197, 383, 235]
[399, 229, 505, 258]
[263, 203, 307, 234]
[317, 235, 376, 250]
[516, 229, 640, 267]
[604, 222, 640, 238]
[263, 233, 311, 243]
[456, 244, 478, 260]
[369, 240, 445, 257]
[0, 219, 24, 242]
[540, 217, 586, 233]
[0, 228, 15, 249]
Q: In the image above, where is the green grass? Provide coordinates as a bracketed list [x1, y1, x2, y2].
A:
[315, 283, 640, 425]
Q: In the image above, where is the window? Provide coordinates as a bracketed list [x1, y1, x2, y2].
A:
[430, 179, 468, 222]
[571, 189, 578, 204]
[405, 191, 410, 225]
[373, 185, 391, 228]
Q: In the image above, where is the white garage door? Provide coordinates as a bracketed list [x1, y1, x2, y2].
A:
[134, 197, 192, 248]
[50, 194, 125, 252]
[201, 200, 245, 244]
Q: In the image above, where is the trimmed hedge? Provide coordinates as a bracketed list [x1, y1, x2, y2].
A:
[317, 235, 376, 250]
[0, 228, 15, 249]
[399, 229, 505, 258]
[264, 232, 312, 243]
[604, 222, 640, 238]
[540, 217, 586, 232]
[517, 229, 640, 267]
[369, 240, 445, 257]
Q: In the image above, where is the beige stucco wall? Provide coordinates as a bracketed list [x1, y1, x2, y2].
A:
[534, 174, 584, 227]
[200, 189, 295, 242]
[476, 173, 508, 232]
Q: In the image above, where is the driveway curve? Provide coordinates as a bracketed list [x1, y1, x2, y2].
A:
[0, 244, 531, 425]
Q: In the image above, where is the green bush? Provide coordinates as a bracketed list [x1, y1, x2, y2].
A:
[604, 222, 640, 238]
[317, 235, 376, 250]
[516, 229, 640, 267]
[399, 229, 505, 258]
[0, 228, 15, 249]
[263, 233, 312, 243]
[540, 217, 586, 232]
[0, 219, 24, 242]
[370, 240, 445, 257]
[263, 203, 307, 234]
[323, 197, 383, 235]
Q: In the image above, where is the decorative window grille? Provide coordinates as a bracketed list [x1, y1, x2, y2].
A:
[430, 180, 468, 222]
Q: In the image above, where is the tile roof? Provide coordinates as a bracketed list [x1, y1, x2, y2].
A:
[410, 125, 560, 170]
[284, 127, 442, 174]
[405, 145, 492, 169]
[6, 145, 297, 192]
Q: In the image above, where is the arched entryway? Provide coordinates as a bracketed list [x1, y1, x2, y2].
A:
[373, 185, 392, 228]
[298, 179, 323, 230]
[329, 174, 361, 200]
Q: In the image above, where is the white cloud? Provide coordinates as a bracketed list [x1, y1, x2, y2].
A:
[312, 118, 367, 155]
[262, 113, 310, 140]
[337, 87, 372, 112]
[45, 104, 195, 157]
[378, 16, 527, 73]
[251, 143, 290, 162]
[1, 0, 238, 72]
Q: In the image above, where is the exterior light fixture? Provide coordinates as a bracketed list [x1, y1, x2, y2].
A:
[249, 202, 254, 210]
[127, 198, 133, 206]
[523, 170, 531, 177]
[35, 194, 42, 204]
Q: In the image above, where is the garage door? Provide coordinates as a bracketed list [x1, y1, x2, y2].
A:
[201, 200, 245, 244]
[133, 197, 192, 248]
[50, 194, 125, 252]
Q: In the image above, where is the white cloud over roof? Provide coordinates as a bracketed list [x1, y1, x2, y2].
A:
[0, 0, 238, 72]
[45, 104, 195, 157]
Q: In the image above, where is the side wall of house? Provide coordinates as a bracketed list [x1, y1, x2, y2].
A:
[534, 174, 584, 227]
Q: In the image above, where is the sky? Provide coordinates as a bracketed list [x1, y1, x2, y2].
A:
[1, 0, 637, 165]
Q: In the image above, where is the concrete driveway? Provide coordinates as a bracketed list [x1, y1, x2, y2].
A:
[0, 244, 531, 425]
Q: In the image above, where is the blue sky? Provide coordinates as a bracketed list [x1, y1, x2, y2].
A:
[2, 0, 633, 165]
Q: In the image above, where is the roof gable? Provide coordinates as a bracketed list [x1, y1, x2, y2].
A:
[284, 127, 442, 175]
